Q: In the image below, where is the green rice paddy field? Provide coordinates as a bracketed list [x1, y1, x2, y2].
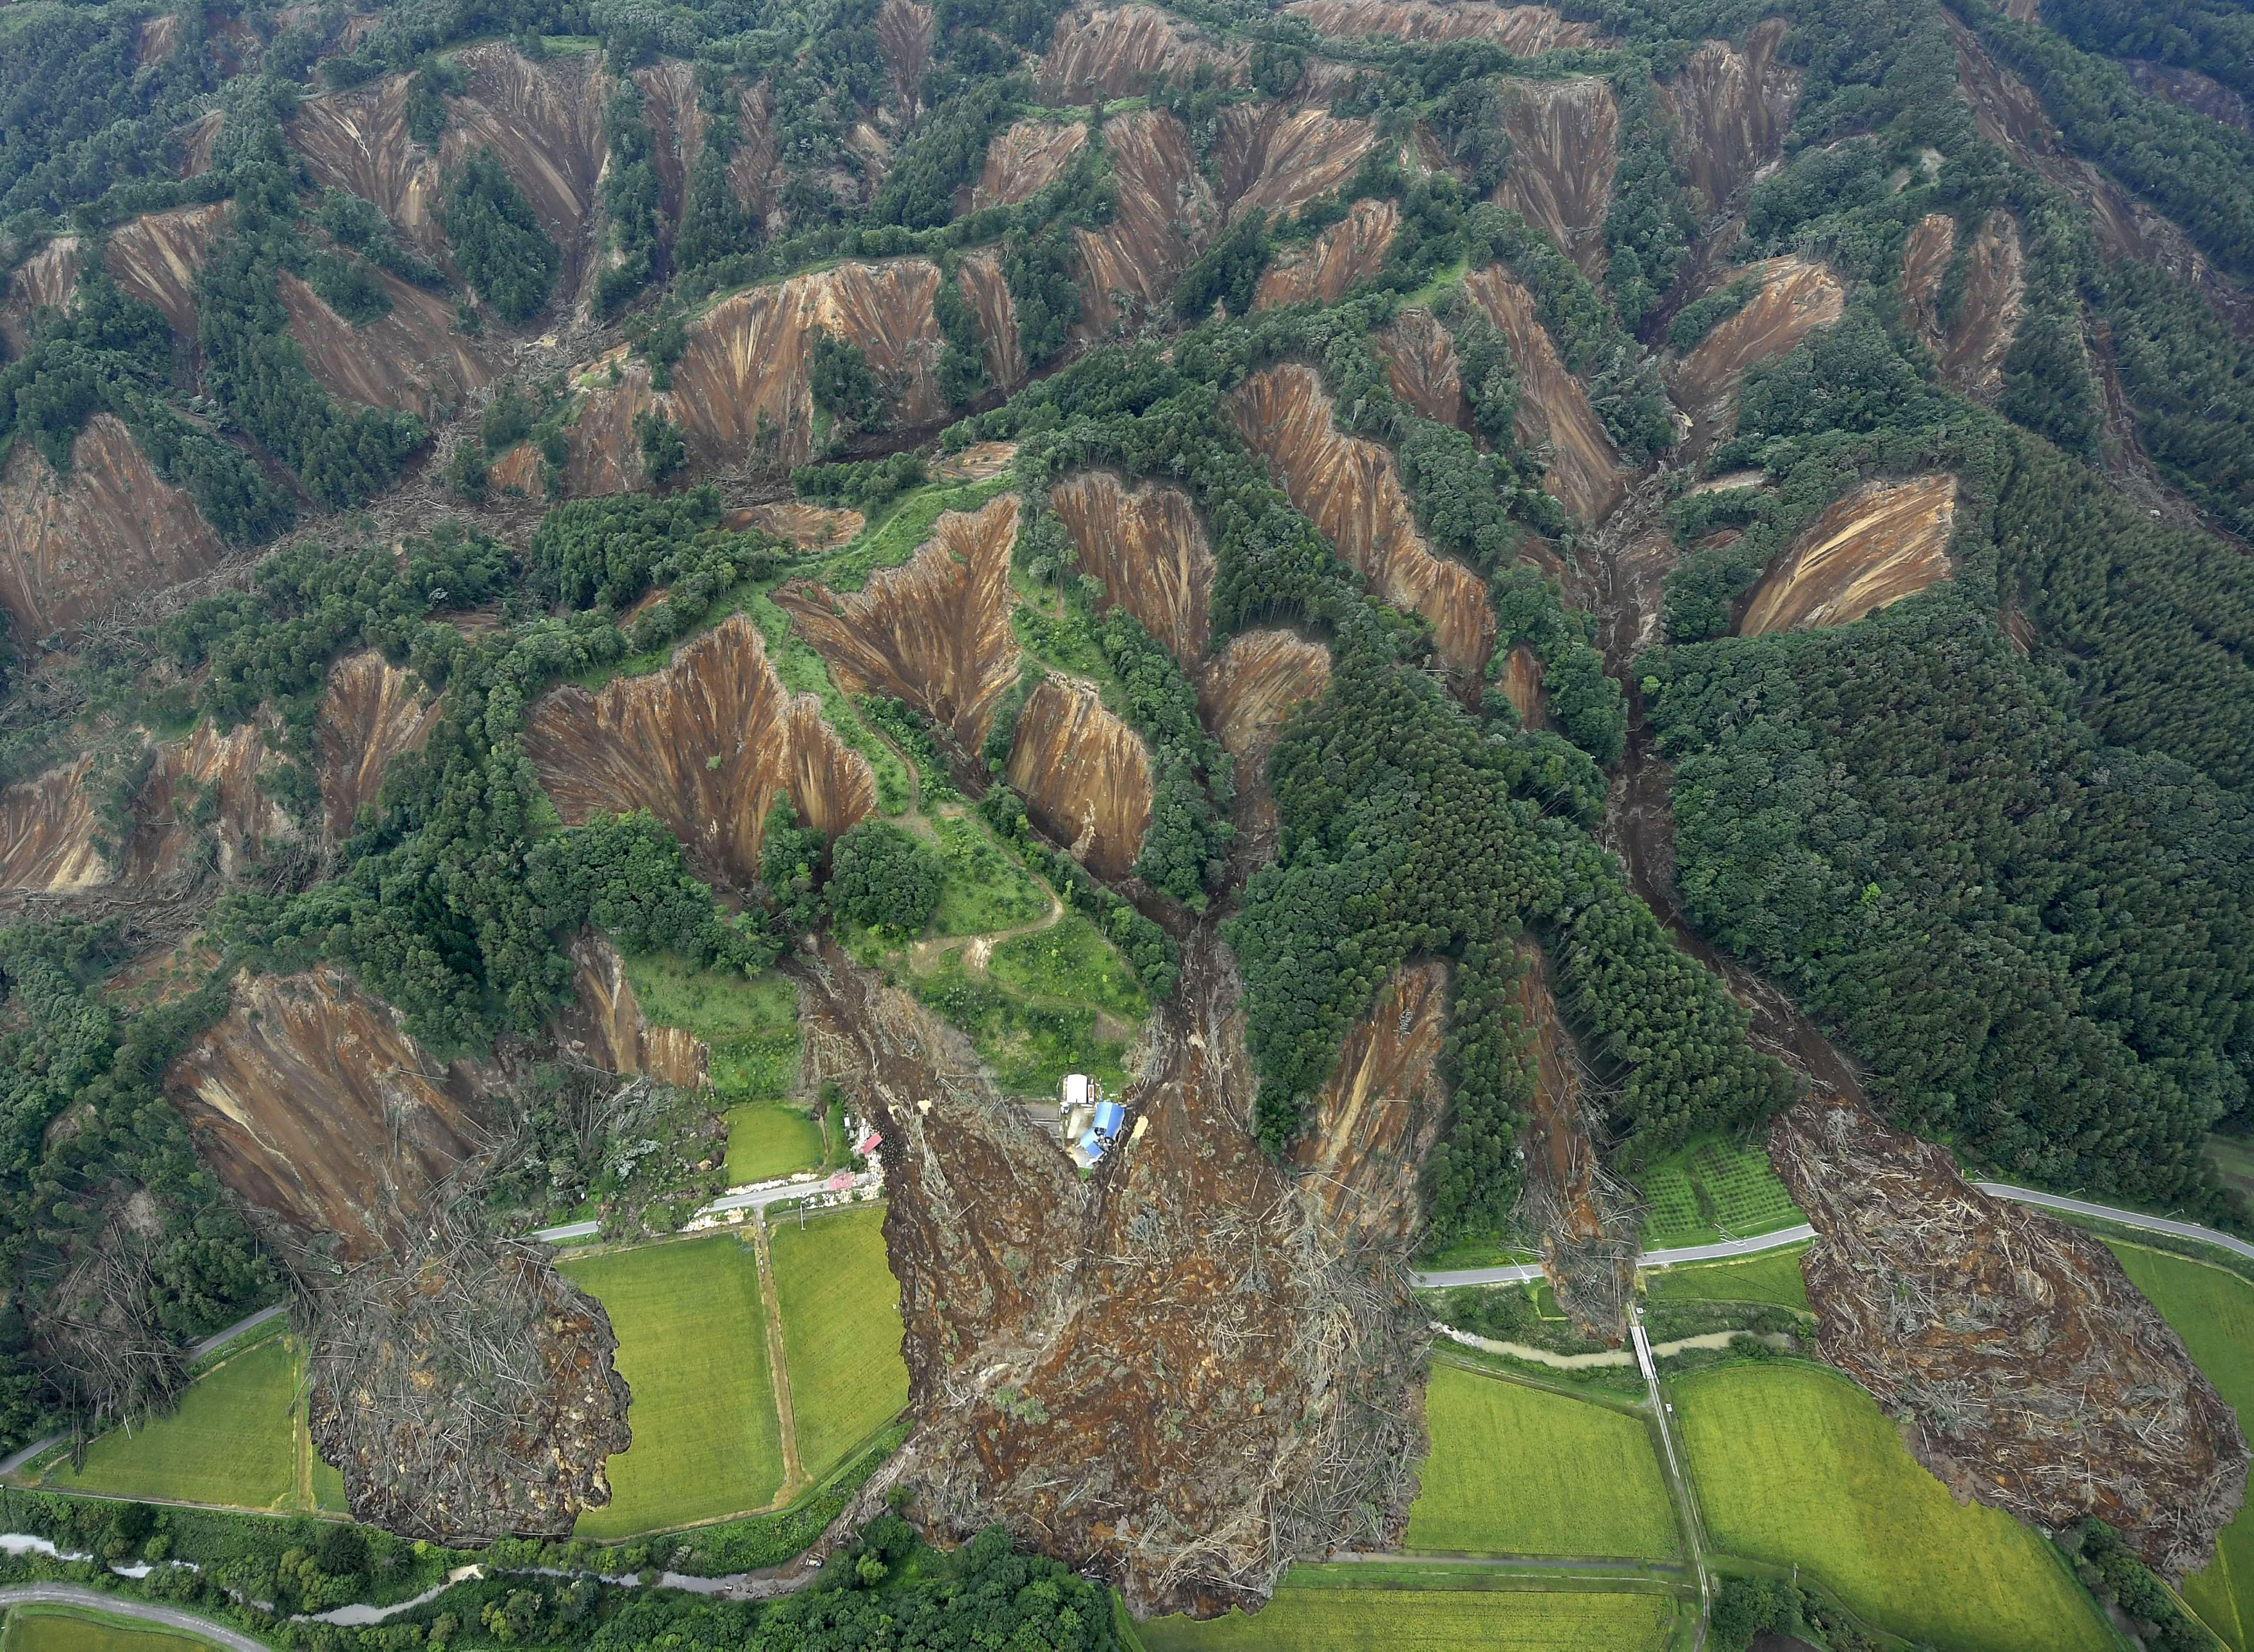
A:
[770, 1204, 910, 1481]
[3, 1608, 220, 1652]
[1135, 1577, 1680, 1651]
[1674, 1362, 2112, 1652]
[1405, 1365, 1677, 1560]
[723, 1103, 827, 1185]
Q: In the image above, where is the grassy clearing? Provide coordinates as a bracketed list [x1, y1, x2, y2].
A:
[2110, 1241, 2254, 1649]
[562, 1235, 784, 1537]
[2205, 1135, 2254, 1206]
[621, 954, 800, 1102]
[817, 477, 1016, 591]
[1641, 1246, 1811, 1312]
[1405, 1366, 1678, 1560]
[988, 911, 1148, 1021]
[39, 1333, 304, 1510]
[3, 1607, 222, 1652]
[1633, 1135, 1804, 1249]
[1136, 1581, 1679, 1650]
[930, 812, 1050, 936]
[769, 1206, 907, 1482]
[1674, 1362, 2111, 1652]
[724, 1103, 827, 1185]
[903, 947, 1132, 1095]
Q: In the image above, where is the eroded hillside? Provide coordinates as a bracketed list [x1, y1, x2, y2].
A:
[1375, 307, 1465, 424]
[1253, 200, 1399, 310]
[1663, 20, 1799, 217]
[1291, 964, 1447, 1248]
[1283, 0, 1591, 51]
[1037, 3, 1244, 103]
[1005, 676, 1152, 878]
[553, 931, 711, 1090]
[1213, 105, 1376, 224]
[972, 120, 1088, 211]
[1738, 475, 1959, 635]
[1672, 256, 1846, 452]
[1050, 474, 1213, 663]
[0, 759, 104, 893]
[281, 268, 496, 420]
[316, 652, 442, 847]
[1464, 266, 1626, 526]
[1900, 211, 2025, 401]
[1495, 78, 1618, 281]
[1074, 109, 1212, 334]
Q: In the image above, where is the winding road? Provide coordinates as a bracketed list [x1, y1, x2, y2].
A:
[0, 1584, 264, 1652]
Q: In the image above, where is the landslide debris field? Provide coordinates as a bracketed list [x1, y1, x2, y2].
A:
[2, 0, 2252, 1633]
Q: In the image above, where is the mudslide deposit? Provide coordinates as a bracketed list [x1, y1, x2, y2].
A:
[524, 612, 876, 891]
[1375, 307, 1465, 425]
[777, 494, 1023, 754]
[280, 269, 495, 420]
[1773, 1097, 2248, 1577]
[1663, 20, 1800, 218]
[1464, 265, 1625, 526]
[316, 652, 442, 846]
[971, 120, 1087, 211]
[1231, 363, 1494, 689]
[1036, 5, 1244, 103]
[0, 414, 226, 639]
[0, 759, 104, 893]
[1495, 78, 1618, 280]
[1253, 199, 1399, 310]
[799, 931, 1428, 1613]
[1050, 474, 1213, 663]
[1005, 676, 1152, 879]
[1213, 105, 1376, 225]
[1900, 211, 2025, 403]
[122, 721, 290, 887]
[1074, 109, 1212, 335]
[1283, 0, 1591, 51]
[552, 931, 711, 1090]
[1291, 964, 1447, 1249]
[1738, 475, 1958, 636]
[1672, 256, 1846, 453]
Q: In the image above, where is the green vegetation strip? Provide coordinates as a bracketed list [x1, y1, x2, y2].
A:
[768, 1206, 909, 1483]
[1633, 1135, 1805, 1251]
[724, 1104, 826, 1186]
[3, 1606, 223, 1652]
[562, 1235, 784, 1538]
[1642, 1246, 1812, 1313]
[1673, 1362, 2113, 1652]
[620, 956, 799, 1103]
[1135, 1580, 1680, 1649]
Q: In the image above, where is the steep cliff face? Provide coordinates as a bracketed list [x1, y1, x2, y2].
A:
[1005, 676, 1152, 878]
[1074, 109, 1211, 334]
[1230, 363, 1495, 690]
[1291, 963, 1447, 1248]
[524, 612, 877, 891]
[553, 931, 712, 1090]
[1252, 198, 1399, 309]
[105, 203, 228, 336]
[1, 237, 85, 352]
[443, 44, 608, 286]
[1213, 104, 1377, 224]
[1196, 630, 1332, 770]
[1036, 4, 1245, 103]
[632, 60, 706, 240]
[564, 260, 947, 491]
[1663, 19, 1800, 218]
[972, 120, 1088, 211]
[776, 495, 1023, 753]
[290, 75, 448, 260]
[877, 0, 936, 112]
[1374, 307, 1465, 424]
[122, 721, 290, 886]
[164, 967, 493, 1262]
[1497, 643, 1546, 726]
[1049, 474, 1213, 665]
[1283, 0, 1591, 50]
[280, 268, 495, 420]
[955, 247, 1026, 389]
[1900, 211, 2025, 402]
[1464, 265, 1625, 526]
[1738, 475, 1958, 636]
[316, 652, 441, 846]
[0, 759, 104, 893]
[1495, 77, 1618, 280]
[1672, 256, 1846, 451]
[0, 413, 226, 640]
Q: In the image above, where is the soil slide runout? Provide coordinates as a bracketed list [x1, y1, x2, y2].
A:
[1737, 474, 1958, 636]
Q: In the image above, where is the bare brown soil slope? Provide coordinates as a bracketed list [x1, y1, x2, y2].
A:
[1050, 474, 1213, 664]
[734, 500, 864, 548]
[1497, 643, 1545, 726]
[1283, 0, 1591, 50]
[1773, 1097, 2249, 1577]
[121, 721, 291, 887]
[1, 237, 84, 352]
[878, 0, 935, 113]
[0, 759, 104, 893]
[1672, 256, 1846, 452]
[175, 109, 224, 180]
[524, 612, 877, 890]
[1253, 199, 1399, 310]
[802, 931, 1427, 1613]
[1292, 964, 1447, 1249]
[105, 203, 228, 336]
[1214, 104, 1376, 224]
[1036, 4, 1244, 103]
[972, 120, 1087, 211]
[552, 931, 711, 1090]
[290, 75, 449, 260]
[955, 247, 1025, 390]
[1901, 211, 2025, 402]
[1074, 109, 1212, 334]
[165, 967, 494, 1262]
[1496, 78, 1618, 280]
[1374, 307, 1464, 424]
[777, 494, 1022, 752]
[728, 82, 786, 220]
[281, 269, 495, 419]
[1196, 631, 1331, 768]
[1739, 475, 1958, 635]
[0, 413, 225, 640]
[1465, 265, 1625, 526]
[1663, 20, 1800, 217]
[2124, 61, 2248, 133]
[565, 260, 947, 491]
[1231, 363, 1494, 690]
[632, 61, 706, 239]
[442, 45, 608, 284]
[1005, 676, 1152, 878]
[317, 652, 441, 846]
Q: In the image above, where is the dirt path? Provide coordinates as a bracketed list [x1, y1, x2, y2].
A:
[751, 1215, 806, 1500]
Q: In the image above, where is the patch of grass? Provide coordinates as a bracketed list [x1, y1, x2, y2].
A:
[2205, 1135, 2254, 1206]
[903, 947, 1132, 1096]
[988, 911, 1148, 1021]
[40, 1334, 305, 1511]
[1137, 1580, 1680, 1649]
[1633, 1135, 1804, 1249]
[1674, 1362, 2113, 1652]
[725, 1103, 827, 1185]
[3, 1607, 223, 1652]
[817, 477, 1015, 591]
[769, 1206, 907, 1482]
[1641, 1246, 1811, 1313]
[1405, 1366, 1678, 1560]
[2110, 1241, 2254, 1649]
[1416, 1235, 1542, 1271]
[562, 1235, 784, 1537]
[764, 616, 913, 815]
[931, 813, 1050, 937]
[620, 954, 800, 1102]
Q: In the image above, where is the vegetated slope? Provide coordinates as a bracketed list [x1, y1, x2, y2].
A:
[1737, 475, 1959, 636]
[524, 612, 877, 890]
[1772, 1096, 2248, 1578]
[1463, 265, 1625, 526]
[971, 120, 1087, 211]
[1003, 675, 1153, 878]
[1282, 0, 1592, 51]
[1495, 78, 1618, 281]
[1050, 473, 1213, 663]
[1671, 257, 1846, 452]
[1253, 200, 1401, 310]
[1229, 363, 1494, 691]
[1662, 20, 1800, 218]
[777, 494, 1022, 754]
[803, 932, 1428, 1614]
[552, 931, 711, 1091]
[278, 269, 495, 421]
[1036, 3, 1244, 104]
[1074, 108, 1213, 334]
[0, 413, 226, 638]
[1899, 211, 2025, 401]
[1289, 963, 1446, 1248]
[315, 651, 441, 847]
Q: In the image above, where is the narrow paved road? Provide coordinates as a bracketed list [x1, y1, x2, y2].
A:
[0, 1584, 261, 1652]
[1971, 1182, 2254, 1264]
